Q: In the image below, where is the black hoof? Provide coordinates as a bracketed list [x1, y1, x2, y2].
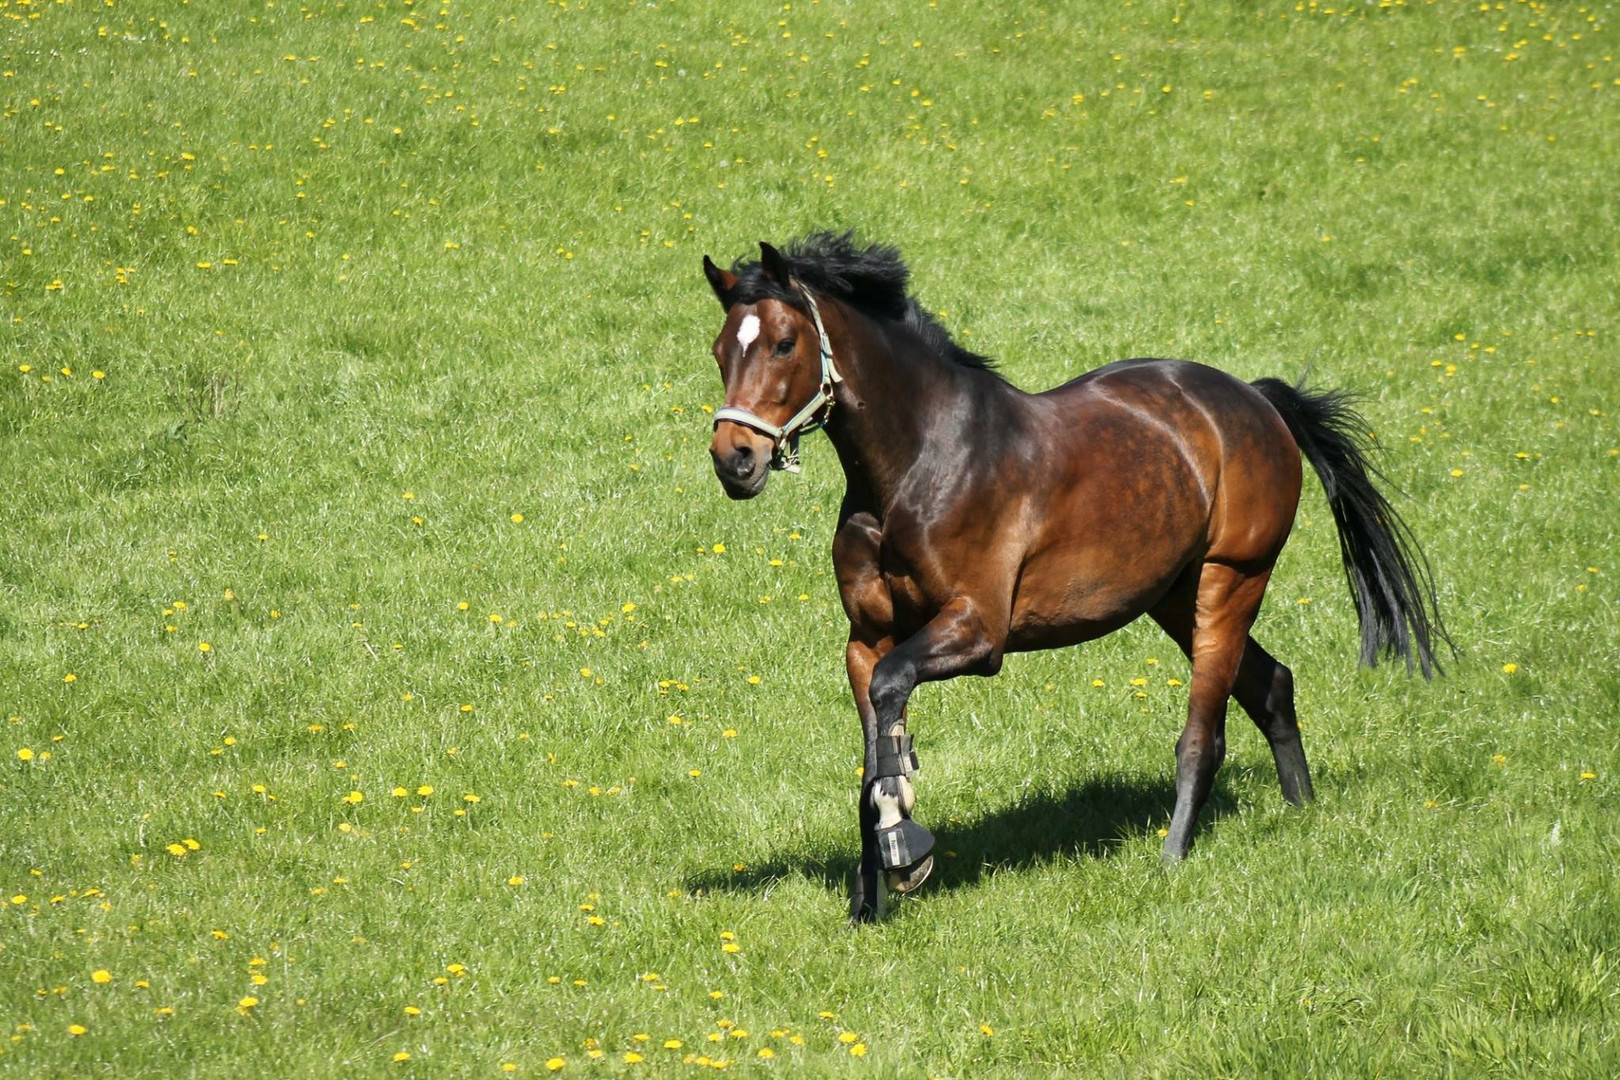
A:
[886, 854, 934, 895]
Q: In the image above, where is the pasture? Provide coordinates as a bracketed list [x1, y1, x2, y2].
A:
[2, 0, 1617, 1075]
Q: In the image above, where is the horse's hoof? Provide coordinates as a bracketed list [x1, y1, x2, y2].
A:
[886, 854, 933, 895]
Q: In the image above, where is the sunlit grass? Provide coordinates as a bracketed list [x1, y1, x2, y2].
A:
[2, 0, 1617, 1075]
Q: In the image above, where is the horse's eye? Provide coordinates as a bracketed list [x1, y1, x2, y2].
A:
[773, 337, 796, 357]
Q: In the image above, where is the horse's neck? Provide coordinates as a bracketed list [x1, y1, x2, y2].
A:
[822, 303, 975, 514]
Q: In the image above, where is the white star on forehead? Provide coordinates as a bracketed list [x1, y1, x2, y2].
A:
[735, 313, 761, 352]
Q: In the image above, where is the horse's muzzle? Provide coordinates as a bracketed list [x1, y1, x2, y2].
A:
[710, 426, 771, 500]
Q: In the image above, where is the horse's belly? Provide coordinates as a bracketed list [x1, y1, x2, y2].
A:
[1004, 533, 1197, 651]
[1005, 577, 1164, 652]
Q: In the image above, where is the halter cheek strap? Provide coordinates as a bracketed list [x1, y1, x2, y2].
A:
[712, 283, 843, 474]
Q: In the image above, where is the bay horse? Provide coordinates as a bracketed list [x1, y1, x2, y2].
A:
[700, 232, 1448, 922]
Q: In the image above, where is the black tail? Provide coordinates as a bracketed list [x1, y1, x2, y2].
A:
[1253, 377, 1453, 679]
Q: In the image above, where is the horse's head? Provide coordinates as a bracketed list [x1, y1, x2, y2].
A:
[701, 242, 838, 500]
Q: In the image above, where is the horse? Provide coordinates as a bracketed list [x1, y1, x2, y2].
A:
[699, 232, 1449, 922]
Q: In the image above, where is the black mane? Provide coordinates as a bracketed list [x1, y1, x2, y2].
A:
[724, 231, 997, 373]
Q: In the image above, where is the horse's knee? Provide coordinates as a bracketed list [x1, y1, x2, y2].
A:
[869, 655, 917, 721]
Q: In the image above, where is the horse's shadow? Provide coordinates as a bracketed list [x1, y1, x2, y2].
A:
[684, 774, 1237, 897]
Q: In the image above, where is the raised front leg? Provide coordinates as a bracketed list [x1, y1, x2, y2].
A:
[852, 597, 1007, 918]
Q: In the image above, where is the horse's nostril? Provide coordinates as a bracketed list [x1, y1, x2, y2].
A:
[734, 444, 754, 462]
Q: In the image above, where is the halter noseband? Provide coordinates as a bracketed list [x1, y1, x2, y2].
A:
[711, 282, 843, 474]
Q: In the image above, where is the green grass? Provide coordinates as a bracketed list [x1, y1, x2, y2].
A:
[3, 0, 1617, 1075]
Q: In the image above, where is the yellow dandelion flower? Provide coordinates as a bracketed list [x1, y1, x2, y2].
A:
[546, 1059, 565, 1072]
[68, 1024, 87, 1036]
[392, 1051, 411, 1062]
[17, 748, 33, 761]
[91, 969, 112, 984]
[344, 791, 364, 804]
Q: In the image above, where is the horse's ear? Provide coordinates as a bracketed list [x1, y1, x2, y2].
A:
[758, 241, 792, 285]
[703, 255, 737, 307]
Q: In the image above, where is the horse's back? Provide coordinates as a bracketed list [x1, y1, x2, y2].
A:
[1052, 358, 1278, 423]
[1053, 358, 1304, 565]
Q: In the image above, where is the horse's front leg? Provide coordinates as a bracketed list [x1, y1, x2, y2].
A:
[853, 597, 1007, 922]
[845, 635, 895, 923]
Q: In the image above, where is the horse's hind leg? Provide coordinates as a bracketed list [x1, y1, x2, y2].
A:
[1151, 569, 1314, 828]
[1231, 640, 1314, 806]
[1150, 561, 1272, 861]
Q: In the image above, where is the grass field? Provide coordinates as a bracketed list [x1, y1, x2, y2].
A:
[3, 0, 1618, 1075]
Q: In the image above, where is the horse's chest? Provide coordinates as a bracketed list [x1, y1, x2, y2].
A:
[835, 512, 947, 638]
